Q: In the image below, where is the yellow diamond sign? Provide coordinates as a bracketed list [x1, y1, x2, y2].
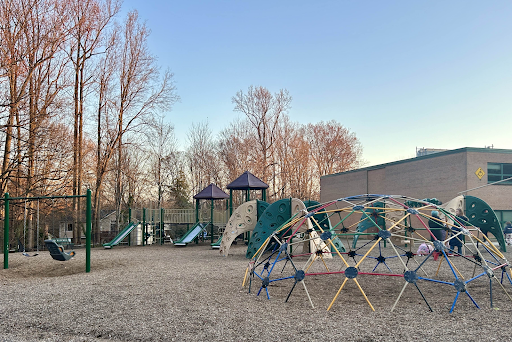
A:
[475, 167, 485, 180]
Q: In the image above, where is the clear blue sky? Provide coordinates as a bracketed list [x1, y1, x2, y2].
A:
[121, 0, 512, 166]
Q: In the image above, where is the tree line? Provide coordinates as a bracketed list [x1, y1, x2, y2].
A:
[0, 0, 362, 248]
[186, 86, 363, 204]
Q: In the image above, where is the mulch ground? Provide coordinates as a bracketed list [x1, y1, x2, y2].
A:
[0, 241, 511, 341]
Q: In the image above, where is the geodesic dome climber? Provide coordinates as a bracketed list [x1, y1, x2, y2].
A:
[242, 194, 512, 312]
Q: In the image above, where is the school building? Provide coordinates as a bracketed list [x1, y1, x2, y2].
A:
[320, 147, 512, 226]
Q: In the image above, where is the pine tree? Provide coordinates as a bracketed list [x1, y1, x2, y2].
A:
[170, 170, 191, 209]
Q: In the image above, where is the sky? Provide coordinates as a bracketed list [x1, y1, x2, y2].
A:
[120, 0, 512, 166]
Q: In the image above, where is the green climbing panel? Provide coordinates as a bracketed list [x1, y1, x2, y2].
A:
[352, 202, 386, 249]
[465, 195, 506, 252]
[256, 200, 270, 220]
[246, 198, 294, 259]
[304, 200, 345, 253]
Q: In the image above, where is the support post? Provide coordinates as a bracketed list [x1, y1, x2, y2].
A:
[86, 189, 91, 273]
[3, 193, 9, 269]
[161, 207, 164, 245]
[142, 208, 146, 246]
[128, 207, 132, 246]
[195, 199, 199, 223]
[262, 189, 266, 202]
[210, 199, 214, 244]
[229, 190, 233, 216]
[246, 189, 250, 202]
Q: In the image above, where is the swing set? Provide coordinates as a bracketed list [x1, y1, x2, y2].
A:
[2, 189, 92, 272]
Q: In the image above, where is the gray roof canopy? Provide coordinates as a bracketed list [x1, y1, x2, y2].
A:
[193, 183, 229, 200]
[226, 171, 269, 190]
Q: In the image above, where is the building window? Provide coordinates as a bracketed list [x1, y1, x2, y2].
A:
[487, 163, 512, 184]
[495, 210, 512, 228]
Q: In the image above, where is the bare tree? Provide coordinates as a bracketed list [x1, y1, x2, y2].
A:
[186, 121, 223, 196]
[0, 0, 70, 249]
[91, 25, 118, 243]
[232, 85, 291, 196]
[145, 115, 177, 207]
[90, 10, 178, 241]
[0, 0, 67, 196]
[67, 0, 120, 244]
[217, 118, 257, 182]
[307, 120, 363, 178]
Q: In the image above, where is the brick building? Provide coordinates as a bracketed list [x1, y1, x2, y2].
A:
[320, 147, 512, 226]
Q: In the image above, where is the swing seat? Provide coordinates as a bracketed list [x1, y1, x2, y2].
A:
[44, 240, 76, 261]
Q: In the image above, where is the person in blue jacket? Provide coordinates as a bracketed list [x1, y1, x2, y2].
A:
[503, 221, 512, 246]
[449, 208, 467, 255]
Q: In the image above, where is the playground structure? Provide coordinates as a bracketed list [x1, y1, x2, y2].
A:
[219, 200, 269, 255]
[242, 194, 512, 312]
[102, 172, 269, 249]
[219, 198, 346, 257]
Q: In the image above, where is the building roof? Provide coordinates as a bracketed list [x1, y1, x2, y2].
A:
[321, 147, 512, 179]
[226, 171, 269, 190]
[193, 183, 229, 200]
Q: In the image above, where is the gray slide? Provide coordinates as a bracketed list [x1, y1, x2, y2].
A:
[173, 222, 207, 246]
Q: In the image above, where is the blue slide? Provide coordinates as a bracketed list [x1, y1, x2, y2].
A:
[173, 222, 207, 246]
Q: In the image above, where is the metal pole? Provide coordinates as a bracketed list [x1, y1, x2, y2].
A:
[142, 208, 146, 246]
[210, 199, 214, 244]
[195, 199, 199, 223]
[3, 193, 9, 269]
[86, 189, 91, 273]
[229, 190, 233, 216]
[262, 189, 266, 202]
[161, 207, 164, 245]
[128, 207, 132, 246]
[458, 175, 512, 194]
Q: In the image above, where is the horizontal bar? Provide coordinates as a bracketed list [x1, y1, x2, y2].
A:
[0, 194, 88, 201]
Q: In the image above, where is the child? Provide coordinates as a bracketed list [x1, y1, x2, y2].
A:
[449, 208, 467, 255]
[503, 221, 512, 246]
[417, 242, 433, 256]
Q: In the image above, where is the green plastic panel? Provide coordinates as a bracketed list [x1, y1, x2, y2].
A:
[246, 198, 293, 259]
[465, 195, 506, 252]
[256, 200, 270, 220]
[304, 200, 345, 253]
[352, 202, 385, 249]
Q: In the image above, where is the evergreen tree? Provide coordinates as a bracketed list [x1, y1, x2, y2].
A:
[170, 170, 191, 208]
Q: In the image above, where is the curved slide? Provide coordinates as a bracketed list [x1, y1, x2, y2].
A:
[219, 200, 269, 256]
[103, 222, 139, 249]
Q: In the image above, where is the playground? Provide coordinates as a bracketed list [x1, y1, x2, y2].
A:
[2, 173, 512, 340]
[0, 243, 511, 341]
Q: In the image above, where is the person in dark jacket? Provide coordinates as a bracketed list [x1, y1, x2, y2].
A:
[503, 221, 512, 246]
[428, 210, 446, 261]
[449, 208, 467, 255]
[428, 210, 445, 242]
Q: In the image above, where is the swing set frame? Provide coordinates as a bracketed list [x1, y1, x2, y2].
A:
[2, 189, 92, 272]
